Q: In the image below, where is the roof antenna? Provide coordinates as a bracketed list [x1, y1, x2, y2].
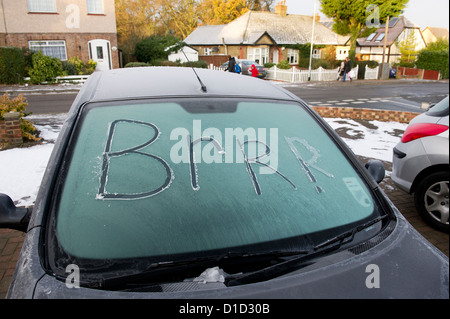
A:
[158, 12, 207, 93]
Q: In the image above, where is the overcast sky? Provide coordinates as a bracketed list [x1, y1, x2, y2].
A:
[285, 0, 449, 30]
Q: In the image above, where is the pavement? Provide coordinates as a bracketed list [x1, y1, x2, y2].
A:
[1, 79, 449, 298]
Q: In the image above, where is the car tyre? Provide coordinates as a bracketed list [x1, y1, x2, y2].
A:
[414, 171, 449, 233]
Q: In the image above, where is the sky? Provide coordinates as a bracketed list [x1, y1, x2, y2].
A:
[285, 0, 450, 30]
[0, 112, 407, 208]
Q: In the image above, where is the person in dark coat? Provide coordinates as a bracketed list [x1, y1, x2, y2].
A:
[227, 57, 236, 73]
[343, 57, 352, 82]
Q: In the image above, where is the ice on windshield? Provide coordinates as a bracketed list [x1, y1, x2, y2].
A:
[55, 100, 375, 260]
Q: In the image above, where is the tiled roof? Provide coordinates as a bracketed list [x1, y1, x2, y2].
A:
[184, 11, 349, 46]
[357, 16, 420, 47]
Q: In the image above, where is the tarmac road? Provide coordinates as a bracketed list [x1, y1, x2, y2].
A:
[281, 79, 449, 112]
[2, 79, 449, 114]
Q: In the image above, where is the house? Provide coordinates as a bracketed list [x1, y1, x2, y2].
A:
[0, 0, 119, 70]
[183, 1, 349, 67]
[167, 45, 198, 63]
[356, 16, 426, 64]
[422, 27, 449, 45]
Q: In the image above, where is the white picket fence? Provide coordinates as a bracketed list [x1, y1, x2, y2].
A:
[54, 75, 90, 84]
[364, 65, 379, 80]
[265, 65, 360, 83]
[23, 75, 90, 84]
[209, 63, 366, 83]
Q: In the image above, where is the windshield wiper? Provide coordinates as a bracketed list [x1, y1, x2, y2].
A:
[313, 215, 388, 251]
[91, 216, 389, 289]
[91, 249, 310, 290]
[226, 215, 389, 287]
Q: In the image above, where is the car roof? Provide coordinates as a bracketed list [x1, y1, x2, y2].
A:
[74, 67, 297, 107]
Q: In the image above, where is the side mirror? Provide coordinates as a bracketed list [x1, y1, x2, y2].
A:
[0, 193, 32, 232]
[365, 160, 385, 184]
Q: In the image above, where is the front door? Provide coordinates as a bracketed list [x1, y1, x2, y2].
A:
[88, 39, 112, 71]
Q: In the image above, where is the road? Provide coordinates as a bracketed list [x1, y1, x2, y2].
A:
[282, 80, 449, 113]
[5, 79, 449, 114]
[21, 93, 78, 114]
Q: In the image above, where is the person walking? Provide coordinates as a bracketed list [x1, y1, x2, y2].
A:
[338, 61, 345, 81]
[343, 57, 352, 82]
[250, 64, 259, 77]
[227, 57, 236, 73]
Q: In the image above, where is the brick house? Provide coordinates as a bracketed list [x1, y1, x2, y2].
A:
[183, 1, 349, 67]
[0, 0, 119, 70]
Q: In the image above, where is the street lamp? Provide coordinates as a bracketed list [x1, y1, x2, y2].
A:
[308, 0, 317, 81]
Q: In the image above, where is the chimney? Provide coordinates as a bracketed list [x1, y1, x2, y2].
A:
[275, 0, 287, 17]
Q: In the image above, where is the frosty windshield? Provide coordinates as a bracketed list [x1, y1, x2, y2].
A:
[53, 98, 379, 261]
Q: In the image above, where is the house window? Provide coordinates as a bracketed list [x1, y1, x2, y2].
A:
[27, 0, 57, 13]
[248, 48, 269, 64]
[287, 48, 298, 64]
[87, 0, 104, 14]
[29, 40, 68, 60]
[204, 48, 212, 55]
[375, 33, 385, 42]
[366, 33, 377, 41]
[312, 49, 321, 59]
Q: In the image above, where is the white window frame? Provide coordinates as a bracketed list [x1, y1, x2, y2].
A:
[247, 47, 269, 64]
[366, 33, 377, 41]
[86, 0, 104, 14]
[29, 40, 68, 61]
[204, 48, 212, 56]
[287, 48, 299, 64]
[375, 33, 385, 42]
[27, 0, 57, 13]
[312, 49, 321, 59]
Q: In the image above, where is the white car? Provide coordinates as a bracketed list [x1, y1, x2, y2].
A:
[392, 96, 449, 232]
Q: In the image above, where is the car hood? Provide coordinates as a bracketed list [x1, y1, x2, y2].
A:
[8, 206, 448, 299]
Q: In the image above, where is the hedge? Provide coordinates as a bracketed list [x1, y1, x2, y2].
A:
[416, 50, 449, 79]
[28, 52, 64, 84]
[0, 47, 26, 84]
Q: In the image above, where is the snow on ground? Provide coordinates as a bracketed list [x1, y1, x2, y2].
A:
[0, 114, 408, 207]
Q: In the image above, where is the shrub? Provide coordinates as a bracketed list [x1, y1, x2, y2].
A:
[67, 57, 97, 75]
[124, 62, 151, 68]
[0, 93, 39, 141]
[277, 60, 291, 69]
[0, 47, 26, 84]
[416, 50, 449, 79]
[181, 59, 208, 69]
[134, 35, 179, 64]
[62, 60, 78, 75]
[28, 52, 64, 84]
[125, 60, 208, 69]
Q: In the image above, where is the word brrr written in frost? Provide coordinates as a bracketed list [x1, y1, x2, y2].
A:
[97, 119, 333, 200]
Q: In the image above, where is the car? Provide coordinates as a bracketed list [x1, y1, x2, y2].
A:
[220, 59, 267, 78]
[0, 67, 448, 299]
[392, 96, 449, 232]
